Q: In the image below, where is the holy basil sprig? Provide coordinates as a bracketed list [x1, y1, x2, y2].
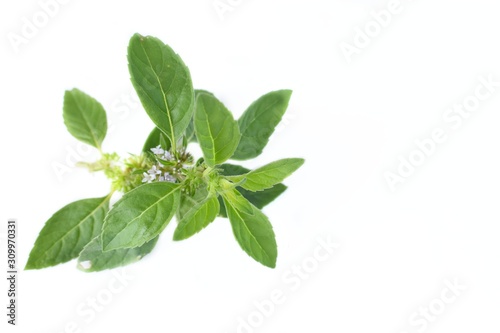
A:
[25, 33, 304, 272]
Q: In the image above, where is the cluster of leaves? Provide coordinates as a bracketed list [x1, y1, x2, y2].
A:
[26, 34, 304, 272]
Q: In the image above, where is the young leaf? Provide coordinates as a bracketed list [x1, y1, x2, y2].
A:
[77, 236, 158, 272]
[128, 34, 194, 149]
[25, 195, 110, 270]
[232, 90, 292, 160]
[194, 92, 241, 167]
[217, 163, 287, 217]
[173, 196, 220, 241]
[220, 182, 253, 214]
[222, 190, 277, 268]
[227, 158, 304, 191]
[63, 88, 108, 150]
[101, 182, 180, 251]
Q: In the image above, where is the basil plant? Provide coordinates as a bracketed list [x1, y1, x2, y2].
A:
[26, 34, 304, 272]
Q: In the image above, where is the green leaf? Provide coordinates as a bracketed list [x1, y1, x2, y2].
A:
[102, 182, 180, 251]
[227, 158, 304, 191]
[142, 127, 171, 153]
[233, 90, 292, 160]
[220, 181, 253, 214]
[173, 196, 220, 241]
[222, 190, 277, 268]
[218, 163, 250, 176]
[128, 34, 194, 149]
[218, 184, 288, 218]
[177, 185, 208, 221]
[195, 89, 215, 97]
[217, 164, 287, 217]
[63, 88, 108, 149]
[25, 195, 110, 270]
[238, 185, 287, 209]
[194, 92, 241, 167]
[185, 119, 196, 142]
[184, 90, 215, 143]
[77, 236, 158, 272]
[218, 197, 228, 218]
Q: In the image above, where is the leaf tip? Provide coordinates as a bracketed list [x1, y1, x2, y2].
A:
[172, 229, 184, 241]
[132, 32, 145, 40]
[261, 256, 277, 269]
[24, 256, 45, 270]
[24, 262, 35, 270]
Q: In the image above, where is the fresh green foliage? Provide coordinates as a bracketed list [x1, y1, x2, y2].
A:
[128, 34, 194, 151]
[217, 164, 288, 218]
[233, 90, 292, 160]
[173, 196, 220, 241]
[222, 188, 277, 268]
[26, 33, 303, 272]
[26, 196, 110, 269]
[194, 92, 241, 167]
[177, 185, 209, 221]
[227, 158, 305, 191]
[63, 89, 108, 150]
[101, 182, 180, 251]
[218, 184, 288, 218]
[184, 90, 215, 144]
[78, 236, 158, 272]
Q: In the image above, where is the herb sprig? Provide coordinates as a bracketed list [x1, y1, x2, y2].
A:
[26, 33, 304, 272]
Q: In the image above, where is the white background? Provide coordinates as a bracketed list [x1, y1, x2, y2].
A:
[2, 0, 500, 332]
